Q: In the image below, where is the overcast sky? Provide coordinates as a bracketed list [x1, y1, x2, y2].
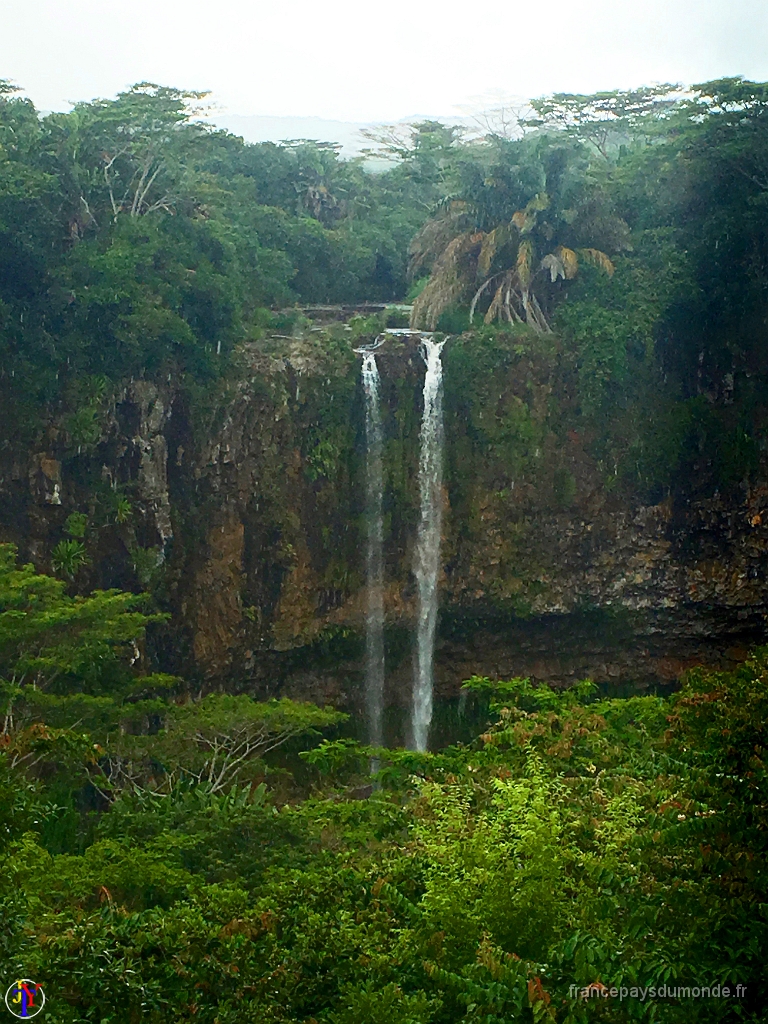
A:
[1, 0, 766, 122]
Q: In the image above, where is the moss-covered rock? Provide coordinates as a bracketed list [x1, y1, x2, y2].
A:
[1, 318, 767, 708]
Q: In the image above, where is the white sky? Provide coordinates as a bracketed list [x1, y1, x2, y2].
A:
[1, 0, 766, 122]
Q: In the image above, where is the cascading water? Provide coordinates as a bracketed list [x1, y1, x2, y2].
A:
[361, 350, 385, 748]
[412, 337, 446, 752]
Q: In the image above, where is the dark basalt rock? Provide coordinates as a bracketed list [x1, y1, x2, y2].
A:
[2, 324, 766, 714]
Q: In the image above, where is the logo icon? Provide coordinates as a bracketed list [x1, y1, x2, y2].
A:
[5, 980, 45, 1019]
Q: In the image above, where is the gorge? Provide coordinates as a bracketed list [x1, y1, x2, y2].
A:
[2, 79, 767, 750]
[3, 313, 766, 750]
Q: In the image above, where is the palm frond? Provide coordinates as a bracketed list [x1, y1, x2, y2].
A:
[477, 230, 498, 278]
[511, 208, 533, 233]
[527, 192, 550, 213]
[540, 253, 565, 283]
[408, 201, 474, 279]
[578, 247, 615, 276]
[411, 232, 481, 329]
[511, 192, 550, 235]
[484, 281, 504, 323]
[555, 245, 580, 279]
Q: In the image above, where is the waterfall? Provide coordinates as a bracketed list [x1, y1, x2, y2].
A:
[412, 338, 446, 752]
[361, 351, 385, 748]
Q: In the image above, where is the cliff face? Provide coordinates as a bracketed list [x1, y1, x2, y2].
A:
[2, 324, 767, 715]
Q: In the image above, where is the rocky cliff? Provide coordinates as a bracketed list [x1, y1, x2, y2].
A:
[2, 319, 766, 727]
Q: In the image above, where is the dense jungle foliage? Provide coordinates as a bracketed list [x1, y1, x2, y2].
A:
[1, 77, 767, 491]
[1, 543, 766, 1021]
[2, 76, 768, 1020]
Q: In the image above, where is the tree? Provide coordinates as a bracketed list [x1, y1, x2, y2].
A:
[0, 544, 160, 701]
[361, 120, 464, 184]
[410, 139, 628, 330]
[523, 85, 684, 159]
[0, 543, 165, 792]
[61, 82, 211, 224]
[99, 694, 345, 796]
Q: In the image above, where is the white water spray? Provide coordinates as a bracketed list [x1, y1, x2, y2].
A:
[412, 338, 446, 751]
[361, 351, 385, 748]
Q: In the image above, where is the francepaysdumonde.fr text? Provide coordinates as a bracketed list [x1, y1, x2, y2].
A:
[569, 983, 747, 1001]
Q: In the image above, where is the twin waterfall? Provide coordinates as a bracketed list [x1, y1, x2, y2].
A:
[358, 336, 446, 753]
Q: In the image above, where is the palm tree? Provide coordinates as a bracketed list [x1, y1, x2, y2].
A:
[409, 146, 628, 331]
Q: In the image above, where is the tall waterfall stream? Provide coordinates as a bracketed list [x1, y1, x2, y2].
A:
[361, 351, 385, 749]
[412, 338, 446, 751]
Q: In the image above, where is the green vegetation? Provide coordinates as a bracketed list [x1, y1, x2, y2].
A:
[1, 77, 766, 499]
[406, 80, 768, 495]
[0, 81, 444, 443]
[1, 547, 764, 1020]
[2, 74, 768, 1020]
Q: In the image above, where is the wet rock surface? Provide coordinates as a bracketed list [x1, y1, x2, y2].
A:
[2, 329, 767, 710]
